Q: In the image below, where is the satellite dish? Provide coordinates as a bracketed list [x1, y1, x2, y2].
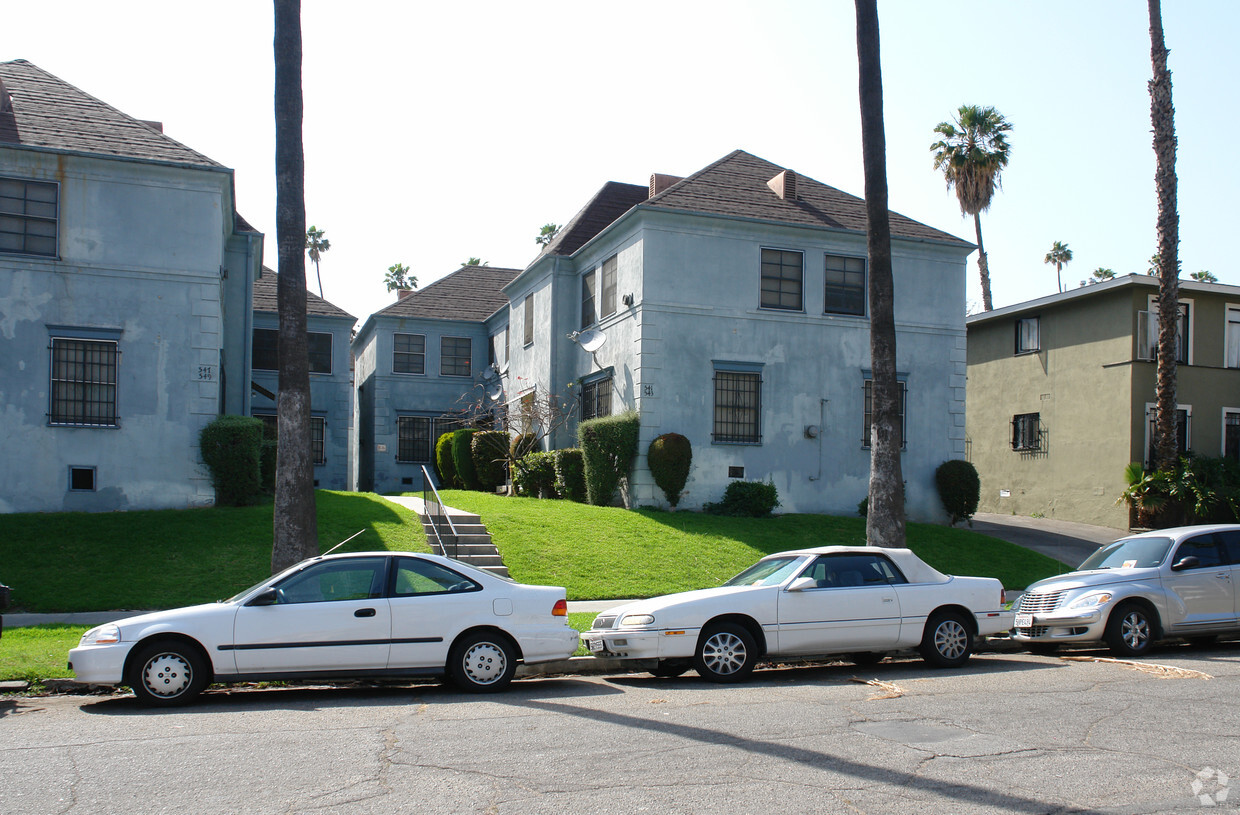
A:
[480, 367, 495, 381]
[577, 328, 607, 353]
[499, 360, 509, 374]
[486, 382, 504, 401]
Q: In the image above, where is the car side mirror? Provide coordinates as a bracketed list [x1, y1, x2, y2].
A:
[247, 587, 279, 606]
[1171, 555, 1200, 572]
[786, 577, 817, 592]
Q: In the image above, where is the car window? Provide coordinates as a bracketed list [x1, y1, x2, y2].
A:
[275, 557, 387, 604]
[1079, 537, 1172, 570]
[1217, 530, 1240, 565]
[1173, 535, 1224, 569]
[392, 558, 480, 596]
[801, 554, 907, 588]
[723, 556, 805, 587]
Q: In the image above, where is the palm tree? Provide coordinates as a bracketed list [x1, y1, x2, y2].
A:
[1092, 267, 1116, 282]
[272, 0, 318, 573]
[1044, 241, 1073, 292]
[931, 105, 1012, 311]
[1149, 0, 1180, 472]
[855, 0, 905, 547]
[305, 225, 330, 298]
[1190, 270, 1217, 283]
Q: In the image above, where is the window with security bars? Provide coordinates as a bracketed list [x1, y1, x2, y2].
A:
[581, 376, 613, 421]
[397, 416, 433, 462]
[393, 333, 425, 374]
[50, 338, 118, 426]
[251, 328, 332, 373]
[824, 254, 865, 316]
[862, 379, 906, 449]
[440, 336, 471, 377]
[0, 177, 58, 257]
[1226, 412, 1240, 462]
[1011, 413, 1041, 451]
[1147, 408, 1188, 466]
[760, 249, 803, 311]
[255, 413, 326, 465]
[713, 371, 761, 444]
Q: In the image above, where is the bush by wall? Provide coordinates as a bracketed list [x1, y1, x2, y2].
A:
[199, 415, 264, 507]
[452, 428, 481, 490]
[435, 432, 458, 488]
[935, 459, 980, 526]
[703, 479, 780, 518]
[510, 432, 538, 461]
[578, 411, 640, 506]
[1121, 453, 1240, 528]
[647, 433, 692, 507]
[471, 430, 510, 492]
[554, 448, 587, 503]
[513, 451, 557, 498]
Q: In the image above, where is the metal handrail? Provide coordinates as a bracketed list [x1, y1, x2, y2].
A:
[421, 465, 460, 560]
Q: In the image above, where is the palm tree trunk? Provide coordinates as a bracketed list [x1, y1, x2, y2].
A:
[272, 0, 318, 573]
[855, 0, 905, 547]
[972, 211, 993, 311]
[1149, 0, 1180, 472]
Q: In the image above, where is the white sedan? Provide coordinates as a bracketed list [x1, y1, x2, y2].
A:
[582, 546, 1013, 681]
[69, 551, 577, 705]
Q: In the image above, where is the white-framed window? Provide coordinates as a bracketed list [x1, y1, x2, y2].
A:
[1145, 403, 1190, 468]
[1139, 296, 1191, 364]
[1015, 316, 1040, 354]
[393, 333, 425, 375]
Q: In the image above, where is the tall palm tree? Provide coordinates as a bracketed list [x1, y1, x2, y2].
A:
[855, 0, 904, 547]
[1149, 0, 1180, 472]
[1092, 267, 1116, 282]
[305, 225, 330, 298]
[931, 105, 1012, 311]
[1044, 241, 1073, 292]
[272, 0, 318, 573]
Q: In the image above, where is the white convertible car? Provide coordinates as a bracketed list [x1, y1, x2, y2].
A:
[582, 546, 1013, 681]
[69, 551, 578, 705]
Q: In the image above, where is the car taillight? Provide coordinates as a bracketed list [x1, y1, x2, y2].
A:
[552, 599, 567, 617]
[1001, 588, 1007, 606]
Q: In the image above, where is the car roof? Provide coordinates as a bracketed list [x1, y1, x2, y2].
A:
[762, 545, 950, 584]
[1121, 524, 1240, 540]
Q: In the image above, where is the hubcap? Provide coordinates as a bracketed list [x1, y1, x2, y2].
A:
[702, 631, 747, 676]
[143, 653, 192, 698]
[935, 620, 967, 660]
[1121, 612, 1149, 649]
[462, 642, 507, 685]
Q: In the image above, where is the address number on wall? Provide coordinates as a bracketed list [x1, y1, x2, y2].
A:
[197, 365, 216, 381]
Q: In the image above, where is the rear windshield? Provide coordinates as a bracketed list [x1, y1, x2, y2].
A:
[1078, 537, 1172, 571]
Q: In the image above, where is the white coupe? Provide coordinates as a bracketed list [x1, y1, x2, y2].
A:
[69, 551, 578, 705]
[582, 546, 1013, 681]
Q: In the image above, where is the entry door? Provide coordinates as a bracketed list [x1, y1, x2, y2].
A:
[1162, 535, 1234, 631]
[775, 554, 902, 654]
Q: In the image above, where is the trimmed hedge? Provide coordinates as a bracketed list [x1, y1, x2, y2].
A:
[647, 432, 691, 507]
[935, 459, 980, 527]
[199, 415, 264, 507]
[471, 430, 510, 492]
[435, 432, 457, 488]
[704, 480, 780, 518]
[513, 451, 557, 498]
[554, 448, 587, 503]
[452, 429, 480, 490]
[578, 411, 640, 506]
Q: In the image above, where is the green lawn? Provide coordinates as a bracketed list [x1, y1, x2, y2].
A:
[439, 490, 1064, 597]
[1, 624, 89, 684]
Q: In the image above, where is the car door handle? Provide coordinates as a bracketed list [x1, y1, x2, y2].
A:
[355, 608, 376, 617]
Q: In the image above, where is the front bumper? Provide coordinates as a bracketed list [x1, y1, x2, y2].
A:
[580, 628, 696, 660]
[68, 641, 135, 685]
[1009, 608, 1106, 644]
[518, 627, 581, 664]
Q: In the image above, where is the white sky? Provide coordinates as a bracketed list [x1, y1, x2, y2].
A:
[8, 1, 1237, 323]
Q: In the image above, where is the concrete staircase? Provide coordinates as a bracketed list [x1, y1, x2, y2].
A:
[422, 510, 510, 579]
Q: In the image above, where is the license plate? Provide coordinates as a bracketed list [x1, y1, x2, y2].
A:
[588, 638, 604, 653]
[1014, 613, 1033, 628]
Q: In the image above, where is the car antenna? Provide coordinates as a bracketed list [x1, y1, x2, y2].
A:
[321, 529, 366, 557]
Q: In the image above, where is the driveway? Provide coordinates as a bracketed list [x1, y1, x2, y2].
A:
[971, 512, 1126, 569]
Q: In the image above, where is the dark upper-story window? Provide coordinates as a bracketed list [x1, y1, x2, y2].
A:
[393, 333, 425, 375]
[440, 336, 472, 377]
[862, 379, 906, 450]
[1015, 316, 1040, 354]
[252, 328, 332, 374]
[523, 295, 534, 346]
[581, 270, 597, 329]
[0, 177, 58, 257]
[824, 254, 866, 316]
[49, 337, 118, 427]
[760, 248, 803, 311]
[600, 255, 618, 319]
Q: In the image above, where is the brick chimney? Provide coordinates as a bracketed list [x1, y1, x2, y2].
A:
[397, 288, 415, 301]
[767, 170, 797, 200]
[649, 173, 683, 198]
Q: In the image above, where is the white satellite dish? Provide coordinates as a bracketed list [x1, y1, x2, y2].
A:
[577, 328, 607, 353]
[486, 382, 504, 401]
[480, 366, 495, 381]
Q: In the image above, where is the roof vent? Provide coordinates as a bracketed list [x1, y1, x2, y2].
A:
[767, 170, 797, 200]
[139, 119, 164, 133]
[0, 79, 12, 113]
[649, 174, 683, 198]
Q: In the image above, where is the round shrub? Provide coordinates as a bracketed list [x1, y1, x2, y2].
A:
[199, 415, 264, 507]
[704, 480, 780, 517]
[554, 448, 587, 503]
[471, 430, 510, 492]
[935, 459, 980, 526]
[647, 433, 692, 507]
[435, 432, 458, 488]
[452, 428, 481, 490]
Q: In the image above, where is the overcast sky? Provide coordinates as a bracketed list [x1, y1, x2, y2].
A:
[8, 1, 1237, 323]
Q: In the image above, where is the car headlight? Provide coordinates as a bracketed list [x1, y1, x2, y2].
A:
[1066, 592, 1114, 610]
[620, 614, 655, 627]
[79, 624, 121, 646]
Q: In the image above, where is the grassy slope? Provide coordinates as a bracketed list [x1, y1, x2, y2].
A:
[440, 491, 1065, 598]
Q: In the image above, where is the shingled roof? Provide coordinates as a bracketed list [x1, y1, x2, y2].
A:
[375, 265, 520, 322]
[538, 181, 649, 257]
[253, 269, 355, 321]
[0, 59, 221, 168]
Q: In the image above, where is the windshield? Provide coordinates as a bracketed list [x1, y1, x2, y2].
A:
[1078, 537, 1173, 571]
[723, 556, 805, 588]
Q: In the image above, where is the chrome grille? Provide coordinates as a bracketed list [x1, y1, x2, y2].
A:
[1018, 590, 1067, 614]
[1018, 626, 1049, 638]
[592, 614, 618, 630]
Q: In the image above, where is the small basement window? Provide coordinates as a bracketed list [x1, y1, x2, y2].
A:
[69, 466, 96, 492]
[728, 466, 745, 479]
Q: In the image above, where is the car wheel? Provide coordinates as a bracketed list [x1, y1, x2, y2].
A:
[449, 631, 517, 692]
[649, 659, 691, 678]
[919, 611, 973, 668]
[1105, 603, 1156, 658]
[129, 640, 209, 706]
[694, 623, 757, 683]
[849, 651, 886, 666]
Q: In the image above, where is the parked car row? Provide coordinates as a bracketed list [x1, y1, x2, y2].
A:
[66, 524, 1240, 706]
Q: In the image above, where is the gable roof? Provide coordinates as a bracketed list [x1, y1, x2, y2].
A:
[0, 59, 221, 169]
[253, 269, 355, 321]
[641, 150, 969, 246]
[375, 265, 520, 322]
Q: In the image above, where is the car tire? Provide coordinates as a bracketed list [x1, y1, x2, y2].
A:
[1105, 603, 1157, 658]
[449, 631, 518, 692]
[129, 640, 209, 706]
[919, 611, 973, 668]
[649, 659, 691, 678]
[694, 623, 757, 683]
[849, 651, 887, 666]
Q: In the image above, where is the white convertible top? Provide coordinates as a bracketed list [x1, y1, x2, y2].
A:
[774, 545, 951, 585]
